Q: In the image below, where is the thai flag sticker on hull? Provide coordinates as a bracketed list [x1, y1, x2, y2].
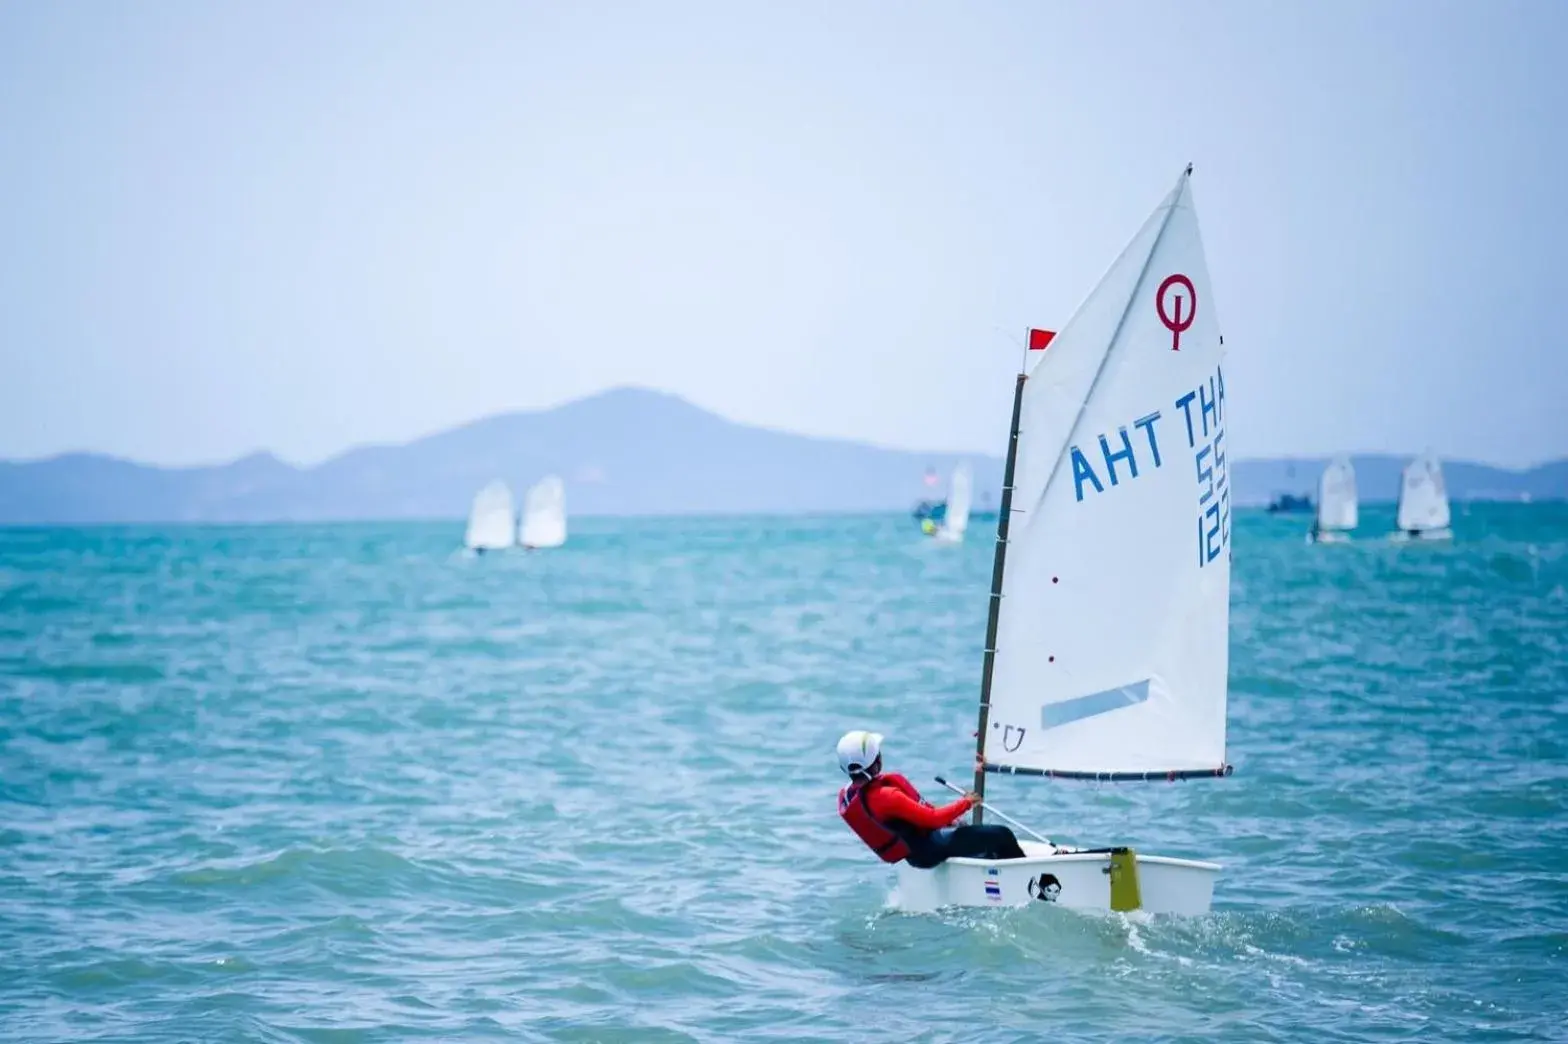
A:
[985, 868, 1001, 901]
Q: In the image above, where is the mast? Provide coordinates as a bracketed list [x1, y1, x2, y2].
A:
[970, 363, 1028, 824]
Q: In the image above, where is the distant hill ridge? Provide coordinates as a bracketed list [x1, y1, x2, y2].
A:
[1, 387, 1561, 524]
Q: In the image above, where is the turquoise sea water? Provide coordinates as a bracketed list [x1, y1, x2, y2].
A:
[2, 505, 1565, 1042]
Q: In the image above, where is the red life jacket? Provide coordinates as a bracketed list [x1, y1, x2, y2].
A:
[838, 777, 913, 863]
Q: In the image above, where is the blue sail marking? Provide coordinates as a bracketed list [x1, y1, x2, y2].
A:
[1040, 680, 1152, 730]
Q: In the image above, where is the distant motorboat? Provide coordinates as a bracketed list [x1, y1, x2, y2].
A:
[916, 498, 998, 525]
[1266, 492, 1313, 514]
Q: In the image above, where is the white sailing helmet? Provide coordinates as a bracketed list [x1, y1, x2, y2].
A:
[837, 730, 884, 779]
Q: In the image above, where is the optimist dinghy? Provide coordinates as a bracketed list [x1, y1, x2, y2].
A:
[895, 165, 1234, 916]
[519, 474, 567, 549]
[464, 480, 516, 552]
[1308, 456, 1358, 543]
[1390, 453, 1452, 542]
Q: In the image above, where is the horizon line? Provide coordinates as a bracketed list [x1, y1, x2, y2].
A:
[0, 496, 1555, 531]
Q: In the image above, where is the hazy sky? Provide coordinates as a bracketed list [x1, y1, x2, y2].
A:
[2, 1, 1564, 468]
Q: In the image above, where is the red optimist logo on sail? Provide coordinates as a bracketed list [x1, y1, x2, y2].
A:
[1156, 275, 1196, 351]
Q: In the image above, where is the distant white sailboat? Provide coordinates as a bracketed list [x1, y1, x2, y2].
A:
[931, 462, 973, 543]
[519, 475, 567, 549]
[1308, 456, 1358, 543]
[1391, 452, 1452, 541]
[895, 165, 1231, 917]
[465, 480, 516, 552]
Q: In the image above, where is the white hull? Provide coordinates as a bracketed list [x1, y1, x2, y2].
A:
[1308, 529, 1352, 544]
[1389, 527, 1453, 543]
[894, 841, 1220, 916]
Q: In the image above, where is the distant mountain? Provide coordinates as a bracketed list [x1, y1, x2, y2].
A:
[0, 388, 1561, 524]
[0, 388, 998, 524]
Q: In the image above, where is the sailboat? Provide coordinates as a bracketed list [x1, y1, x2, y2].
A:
[519, 475, 567, 549]
[465, 480, 517, 552]
[1390, 452, 1452, 541]
[894, 165, 1231, 917]
[930, 462, 973, 542]
[1308, 456, 1358, 543]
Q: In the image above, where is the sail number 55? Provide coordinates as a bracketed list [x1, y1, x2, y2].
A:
[1177, 368, 1230, 566]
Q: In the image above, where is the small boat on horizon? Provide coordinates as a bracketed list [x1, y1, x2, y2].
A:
[1308, 457, 1358, 543]
[519, 475, 567, 549]
[1390, 452, 1453, 542]
[1266, 492, 1313, 514]
[464, 479, 516, 554]
[921, 462, 973, 542]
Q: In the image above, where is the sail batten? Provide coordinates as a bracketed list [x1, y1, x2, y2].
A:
[981, 167, 1232, 780]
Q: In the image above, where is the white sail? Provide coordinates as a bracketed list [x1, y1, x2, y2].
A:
[983, 167, 1230, 778]
[1315, 457, 1358, 532]
[1395, 453, 1451, 534]
[465, 480, 516, 550]
[936, 462, 973, 541]
[519, 475, 567, 548]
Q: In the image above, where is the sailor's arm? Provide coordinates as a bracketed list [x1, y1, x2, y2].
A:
[868, 787, 973, 830]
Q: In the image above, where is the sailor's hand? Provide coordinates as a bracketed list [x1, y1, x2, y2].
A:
[962, 790, 981, 805]
[974, 754, 986, 771]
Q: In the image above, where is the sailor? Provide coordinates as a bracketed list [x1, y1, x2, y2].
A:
[836, 730, 1027, 869]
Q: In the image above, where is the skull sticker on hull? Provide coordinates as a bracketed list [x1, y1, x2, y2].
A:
[1028, 873, 1061, 902]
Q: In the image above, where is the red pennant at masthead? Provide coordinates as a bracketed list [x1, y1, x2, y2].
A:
[1028, 328, 1056, 351]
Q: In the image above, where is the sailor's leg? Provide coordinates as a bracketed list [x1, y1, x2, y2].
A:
[943, 824, 1027, 860]
[902, 828, 955, 869]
